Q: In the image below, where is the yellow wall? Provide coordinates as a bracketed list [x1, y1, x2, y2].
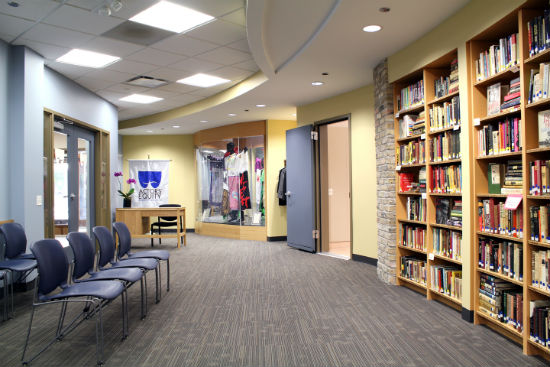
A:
[122, 135, 196, 228]
[297, 84, 376, 259]
[266, 120, 297, 237]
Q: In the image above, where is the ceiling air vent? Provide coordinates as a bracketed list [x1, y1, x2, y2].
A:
[125, 76, 169, 88]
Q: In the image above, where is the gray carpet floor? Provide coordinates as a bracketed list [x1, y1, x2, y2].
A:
[0, 234, 546, 366]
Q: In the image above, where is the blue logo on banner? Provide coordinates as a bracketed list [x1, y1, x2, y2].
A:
[138, 171, 162, 188]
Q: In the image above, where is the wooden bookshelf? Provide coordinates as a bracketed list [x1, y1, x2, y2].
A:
[467, 1, 550, 360]
[394, 49, 464, 309]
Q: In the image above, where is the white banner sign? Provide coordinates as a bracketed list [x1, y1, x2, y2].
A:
[128, 160, 170, 208]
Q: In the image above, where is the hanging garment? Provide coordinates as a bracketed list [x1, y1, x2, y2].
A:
[228, 176, 239, 210]
[209, 158, 224, 206]
[222, 189, 230, 215]
[255, 168, 262, 206]
[259, 169, 265, 215]
[240, 170, 251, 209]
[277, 167, 287, 206]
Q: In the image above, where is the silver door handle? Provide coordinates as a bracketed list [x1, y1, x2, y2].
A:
[285, 191, 291, 197]
[70, 193, 76, 199]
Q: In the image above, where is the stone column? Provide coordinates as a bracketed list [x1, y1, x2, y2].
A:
[374, 59, 396, 284]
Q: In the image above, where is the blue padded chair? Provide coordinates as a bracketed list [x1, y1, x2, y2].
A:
[67, 232, 147, 320]
[23, 239, 127, 366]
[0, 222, 37, 318]
[93, 226, 160, 304]
[113, 222, 170, 298]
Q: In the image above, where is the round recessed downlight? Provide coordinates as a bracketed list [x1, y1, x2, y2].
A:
[200, 120, 208, 123]
[172, 125, 180, 128]
[228, 113, 236, 117]
[146, 130, 153, 133]
[363, 25, 382, 32]
[311, 81, 324, 86]
[256, 104, 266, 107]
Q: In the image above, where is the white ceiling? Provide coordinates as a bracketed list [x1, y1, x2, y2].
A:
[0, 0, 470, 135]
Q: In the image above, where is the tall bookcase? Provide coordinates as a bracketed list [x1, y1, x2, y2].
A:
[394, 50, 465, 312]
[467, 0, 550, 360]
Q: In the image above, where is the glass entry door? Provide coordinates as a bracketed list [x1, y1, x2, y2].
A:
[53, 122, 95, 239]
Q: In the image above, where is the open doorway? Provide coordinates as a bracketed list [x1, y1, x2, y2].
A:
[318, 118, 351, 259]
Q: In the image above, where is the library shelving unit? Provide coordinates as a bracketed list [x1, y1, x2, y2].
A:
[394, 50, 464, 312]
[467, 0, 550, 360]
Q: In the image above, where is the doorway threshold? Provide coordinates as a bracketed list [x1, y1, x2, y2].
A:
[318, 252, 350, 260]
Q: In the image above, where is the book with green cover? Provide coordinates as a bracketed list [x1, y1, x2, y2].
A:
[488, 163, 504, 194]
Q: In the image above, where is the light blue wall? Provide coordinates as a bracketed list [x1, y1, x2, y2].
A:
[0, 42, 119, 246]
[0, 41, 8, 220]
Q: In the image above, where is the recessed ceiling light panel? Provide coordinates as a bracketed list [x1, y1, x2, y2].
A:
[120, 94, 163, 104]
[177, 73, 230, 88]
[228, 113, 236, 117]
[56, 49, 120, 68]
[311, 81, 324, 86]
[130, 1, 214, 33]
[172, 125, 180, 128]
[200, 120, 208, 123]
[363, 25, 382, 32]
[256, 104, 266, 108]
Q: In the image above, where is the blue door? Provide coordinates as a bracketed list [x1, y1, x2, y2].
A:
[286, 125, 316, 252]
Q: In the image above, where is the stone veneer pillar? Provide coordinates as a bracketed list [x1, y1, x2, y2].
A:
[374, 59, 396, 284]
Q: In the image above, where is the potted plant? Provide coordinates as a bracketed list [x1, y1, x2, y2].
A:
[114, 171, 136, 208]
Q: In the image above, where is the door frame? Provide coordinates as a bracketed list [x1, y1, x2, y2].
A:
[43, 109, 111, 238]
[313, 114, 353, 256]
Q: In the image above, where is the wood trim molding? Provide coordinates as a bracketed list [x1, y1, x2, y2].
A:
[193, 120, 266, 145]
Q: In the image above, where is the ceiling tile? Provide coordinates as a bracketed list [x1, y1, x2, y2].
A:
[106, 59, 158, 74]
[189, 86, 226, 98]
[145, 67, 187, 82]
[95, 89, 126, 102]
[14, 39, 71, 60]
[144, 88, 179, 99]
[126, 48, 184, 66]
[46, 61, 92, 79]
[0, 33, 14, 43]
[231, 59, 259, 72]
[43, 5, 124, 35]
[210, 66, 251, 80]
[108, 0, 159, 20]
[75, 75, 115, 91]
[155, 83, 198, 94]
[104, 83, 148, 94]
[65, 0, 104, 11]
[175, 0, 245, 18]
[0, 13, 36, 40]
[168, 93, 202, 105]
[22, 23, 95, 49]
[169, 57, 222, 73]
[83, 68, 135, 83]
[227, 39, 250, 53]
[84, 36, 145, 57]
[0, 0, 59, 21]
[152, 34, 218, 57]
[197, 47, 250, 65]
[221, 7, 246, 26]
[184, 19, 245, 46]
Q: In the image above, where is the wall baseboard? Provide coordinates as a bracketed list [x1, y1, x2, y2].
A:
[462, 308, 474, 323]
[267, 236, 287, 242]
[351, 254, 377, 266]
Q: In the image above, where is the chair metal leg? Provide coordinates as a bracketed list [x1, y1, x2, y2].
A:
[21, 303, 36, 364]
[158, 226, 162, 245]
[56, 302, 68, 339]
[95, 300, 104, 365]
[166, 259, 170, 292]
[121, 288, 128, 340]
[150, 224, 154, 247]
[154, 267, 160, 304]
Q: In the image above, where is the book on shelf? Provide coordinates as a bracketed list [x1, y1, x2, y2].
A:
[475, 33, 519, 81]
[478, 198, 523, 237]
[432, 227, 462, 260]
[398, 114, 422, 138]
[479, 273, 523, 331]
[538, 109, 550, 148]
[529, 300, 550, 347]
[434, 58, 459, 99]
[400, 256, 427, 284]
[430, 129, 460, 162]
[406, 197, 426, 222]
[504, 160, 523, 187]
[431, 164, 462, 193]
[532, 248, 550, 291]
[529, 159, 550, 195]
[528, 9, 550, 57]
[449, 57, 459, 94]
[398, 139, 425, 165]
[478, 237, 523, 281]
[431, 265, 462, 299]
[528, 62, 550, 103]
[435, 198, 462, 227]
[487, 83, 509, 116]
[399, 172, 415, 192]
[488, 163, 504, 194]
[399, 80, 424, 111]
[400, 223, 426, 251]
[530, 204, 550, 243]
[500, 77, 520, 110]
[418, 166, 426, 193]
[429, 96, 460, 130]
[450, 200, 462, 227]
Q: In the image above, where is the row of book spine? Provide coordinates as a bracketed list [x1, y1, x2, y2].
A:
[478, 199, 524, 237]
[528, 62, 550, 103]
[430, 164, 462, 193]
[399, 80, 424, 111]
[430, 265, 462, 299]
[479, 273, 523, 331]
[478, 237, 523, 281]
[530, 301, 550, 348]
[400, 256, 427, 285]
[430, 130, 460, 162]
[477, 117, 521, 157]
[432, 228, 462, 260]
[529, 160, 550, 195]
[428, 96, 460, 129]
[527, 9, 550, 57]
[532, 248, 550, 291]
[435, 198, 463, 227]
[400, 224, 426, 251]
[397, 139, 425, 165]
[475, 33, 519, 81]
[406, 197, 426, 222]
[530, 205, 550, 243]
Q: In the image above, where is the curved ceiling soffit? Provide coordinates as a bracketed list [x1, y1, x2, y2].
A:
[247, 0, 341, 77]
[118, 71, 268, 130]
